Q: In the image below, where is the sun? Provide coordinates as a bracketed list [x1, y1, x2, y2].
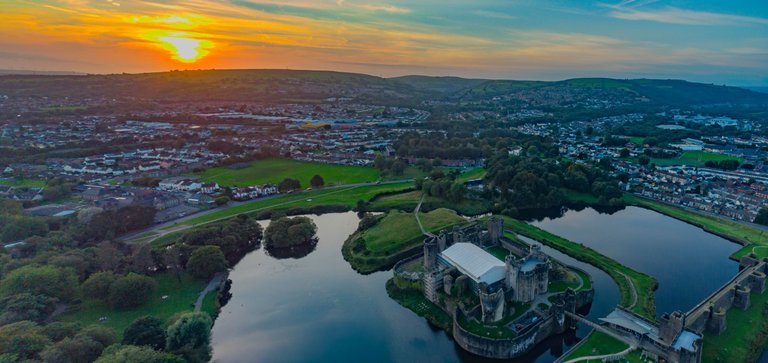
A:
[156, 36, 213, 63]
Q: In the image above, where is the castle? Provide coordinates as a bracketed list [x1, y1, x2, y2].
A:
[422, 217, 551, 323]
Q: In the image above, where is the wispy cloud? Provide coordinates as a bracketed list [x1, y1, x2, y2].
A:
[473, 10, 516, 20]
[359, 4, 411, 14]
[604, 3, 768, 26]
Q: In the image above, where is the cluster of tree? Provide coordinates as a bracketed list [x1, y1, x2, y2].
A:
[485, 154, 622, 213]
[206, 140, 244, 155]
[42, 177, 78, 202]
[176, 214, 263, 266]
[373, 155, 407, 176]
[81, 272, 157, 309]
[310, 174, 325, 188]
[131, 177, 161, 188]
[755, 207, 768, 226]
[704, 159, 740, 171]
[278, 178, 301, 192]
[394, 132, 487, 160]
[414, 170, 467, 203]
[264, 216, 317, 248]
[74, 206, 157, 244]
[0, 198, 50, 243]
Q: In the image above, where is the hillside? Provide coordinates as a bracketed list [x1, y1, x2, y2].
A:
[0, 69, 765, 107]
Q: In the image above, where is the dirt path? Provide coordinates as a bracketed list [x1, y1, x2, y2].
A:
[618, 271, 638, 309]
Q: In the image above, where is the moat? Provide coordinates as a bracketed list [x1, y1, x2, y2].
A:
[211, 206, 741, 362]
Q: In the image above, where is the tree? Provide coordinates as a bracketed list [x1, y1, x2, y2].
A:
[0, 320, 50, 360]
[165, 312, 213, 363]
[0, 293, 57, 325]
[264, 217, 317, 248]
[214, 196, 229, 206]
[163, 245, 184, 283]
[0, 265, 79, 301]
[755, 207, 768, 226]
[108, 273, 157, 309]
[391, 160, 406, 176]
[619, 148, 630, 158]
[43, 322, 81, 343]
[186, 246, 228, 280]
[41, 325, 116, 363]
[81, 271, 118, 301]
[277, 178, 301, 192]
[310, 174, 325, 188]
[96, 241, 124, 272]
[123, 316, 166, 350]
[638, 155, 650, 166]
[130, 244, 155, 275]
[96, 344, 184, 363]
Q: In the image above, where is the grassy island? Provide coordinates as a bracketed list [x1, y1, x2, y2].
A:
[342, 208, 466, 273]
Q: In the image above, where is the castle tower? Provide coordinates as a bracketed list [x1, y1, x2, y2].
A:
[487, 216, 503, 245]
[733, 285, 751, 310]
[443, 275, 454, 296]
[452, 225, 464, 244]
[750, 271, 766, 294]
[479, 288, 505, 323]
[423, 237, 439, 271]
[437, 230, 448, 252]
[505, 254, 520, 292]
[706, 306, 727, 335]
[659, 311, 685, 344]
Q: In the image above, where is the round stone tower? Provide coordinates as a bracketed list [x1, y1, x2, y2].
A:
[707, 306, 727, 335]
[423, 236, 439, 271]
[733, 285, 751, 310]
[750, 271, 766, 294]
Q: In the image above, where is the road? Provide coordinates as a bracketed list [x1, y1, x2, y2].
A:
[120, 178, 414, 244]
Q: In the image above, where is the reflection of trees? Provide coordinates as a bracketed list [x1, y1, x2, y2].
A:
[520, 204, 626, 222]
[265, 237, 318, 259]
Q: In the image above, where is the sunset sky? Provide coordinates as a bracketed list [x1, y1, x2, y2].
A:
[1, 0, 766, 85]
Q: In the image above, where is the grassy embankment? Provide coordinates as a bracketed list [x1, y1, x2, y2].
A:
[385, 279, 452, 331]
[701, 288, 768, 363]
[194, 158, 381, 187]
[59, 272, 218, 339]
[146, 182, 414, 247]
[342, 208, 466, 273]
[562, 331, 630, 361]
[501, 216, 657, 320]
[622, 195, 767, 260]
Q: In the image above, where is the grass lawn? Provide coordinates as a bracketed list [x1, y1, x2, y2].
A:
[386, 279, 452, 331]
[180, 182, 412, 226]
[487, 245, 513, 261]
[702, 289, 768, 363]
[501, 216, 657, 319]
[651, 151, 743, 168]
[370, 190, 490, 215]
[455, 167, 487, 183]
[194, 158, 381, 187]
[732, 244, 768, 260]
[628, 137, 645, 145]
[362, 208, 465, 253]
[564, 331, 629, 360]
[624, 194, 767, 246]
[0, 178, 47, 188]
[59, 273, 209, 339]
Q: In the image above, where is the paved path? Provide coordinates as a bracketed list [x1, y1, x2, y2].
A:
[617, 271, 638, 310]
[194, 272, 226, 312]
[562, 345, 635, 363]
[414, 193, 434, 237]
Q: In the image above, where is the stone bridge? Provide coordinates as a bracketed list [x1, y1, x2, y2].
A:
[684, 258, 766, 334]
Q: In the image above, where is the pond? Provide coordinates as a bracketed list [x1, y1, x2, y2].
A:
[210, 212, 616, 363]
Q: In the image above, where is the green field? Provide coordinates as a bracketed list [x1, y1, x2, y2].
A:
[0, 178, 47, 188]
[370, 190, 490, 215]
[702, 289, 768, 363]
[563, 331, 629, 361]
[194, 158, 381, 187]
[501, 216, 657, 319]
[361, 208, 465, 254]
[651, 151, 743, 167]
[59, 273, 214, 339]
[343, 208, 466, 273]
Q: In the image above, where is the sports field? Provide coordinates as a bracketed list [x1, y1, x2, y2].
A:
[194, 158, 381, 187]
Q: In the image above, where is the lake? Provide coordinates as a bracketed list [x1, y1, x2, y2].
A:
[211, 206, 740, 362]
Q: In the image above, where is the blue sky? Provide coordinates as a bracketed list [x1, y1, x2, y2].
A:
[1, 0, 766, 85]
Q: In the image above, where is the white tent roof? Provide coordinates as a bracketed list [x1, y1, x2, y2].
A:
[440, 243, 506, 285]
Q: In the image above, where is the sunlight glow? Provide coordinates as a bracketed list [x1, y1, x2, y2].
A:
[156, 36, 213, 63]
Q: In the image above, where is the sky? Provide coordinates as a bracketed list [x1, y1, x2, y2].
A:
[1, 0, 767, 85]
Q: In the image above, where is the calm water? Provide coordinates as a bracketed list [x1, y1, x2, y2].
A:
[528, 206, 741, 316]
[210, 212, 613, 363]
[211, 206, 739, 362]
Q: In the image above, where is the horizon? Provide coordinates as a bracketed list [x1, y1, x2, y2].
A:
[1, 1, 766, 86]
[0, 67, 765, 89]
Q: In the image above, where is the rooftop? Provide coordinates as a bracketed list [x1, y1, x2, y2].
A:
[440, 243, 506, 285]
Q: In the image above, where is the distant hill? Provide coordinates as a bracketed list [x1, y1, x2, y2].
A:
[0, 69, 85, 76]
[0, 69, 765, 107]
